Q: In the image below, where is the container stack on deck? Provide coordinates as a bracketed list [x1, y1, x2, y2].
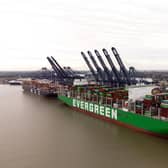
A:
[22, 79, 58, 96]
[134, 92, 168, 118]
[64, 84, 128, 106]
[160, 100, 168, 118]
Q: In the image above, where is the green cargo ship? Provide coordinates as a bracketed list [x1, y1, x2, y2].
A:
[58, 85, 168, 138]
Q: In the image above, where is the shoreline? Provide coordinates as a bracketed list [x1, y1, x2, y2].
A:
[0, 77, 18, 84]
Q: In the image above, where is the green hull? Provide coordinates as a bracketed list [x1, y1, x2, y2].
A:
[58, 95, 168, 137]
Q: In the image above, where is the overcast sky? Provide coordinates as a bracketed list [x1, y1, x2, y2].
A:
[0, 0, 168, 71]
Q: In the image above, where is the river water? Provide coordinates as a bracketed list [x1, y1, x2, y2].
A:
[0, 85, 168, 168]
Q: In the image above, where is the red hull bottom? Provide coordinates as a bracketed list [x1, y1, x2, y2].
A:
[70, 106, 168, 139]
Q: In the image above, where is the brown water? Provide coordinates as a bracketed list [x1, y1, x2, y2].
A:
[0, 85, 168, 168]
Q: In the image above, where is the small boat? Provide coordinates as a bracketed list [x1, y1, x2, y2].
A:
[8, 80, 22, 85]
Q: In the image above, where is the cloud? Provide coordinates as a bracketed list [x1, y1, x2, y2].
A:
[0, 0, 168, 70]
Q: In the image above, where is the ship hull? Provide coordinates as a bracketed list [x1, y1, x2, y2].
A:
[22, 85, 57, 97]
[58, 95, 168, 139]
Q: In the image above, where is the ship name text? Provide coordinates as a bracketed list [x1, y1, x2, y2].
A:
[72, 99, 117, 120]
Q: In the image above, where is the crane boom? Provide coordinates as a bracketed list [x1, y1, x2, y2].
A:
[46, 57, 64, 79]
[51, 56, 67, 78]
[102, 48, 122, 85]
[87, 51, 105, 82]
[111, 47, 131, 85]
[81, 51, 98, 82]
[94, 49, 113, 83]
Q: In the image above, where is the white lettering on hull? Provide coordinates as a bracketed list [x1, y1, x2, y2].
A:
[80, 101, 84, 109]
[89, 104, 94, 112]
[73, 99, 76, 107]
[72, 99, 118, 120]
[85, 102, 89, 111]
[94, 104, 99, 114]
[77, 100, 80, 108]
[100, 106, 105, 116]
[105, 107, 111, 118]
[111, 109, 117, 120]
